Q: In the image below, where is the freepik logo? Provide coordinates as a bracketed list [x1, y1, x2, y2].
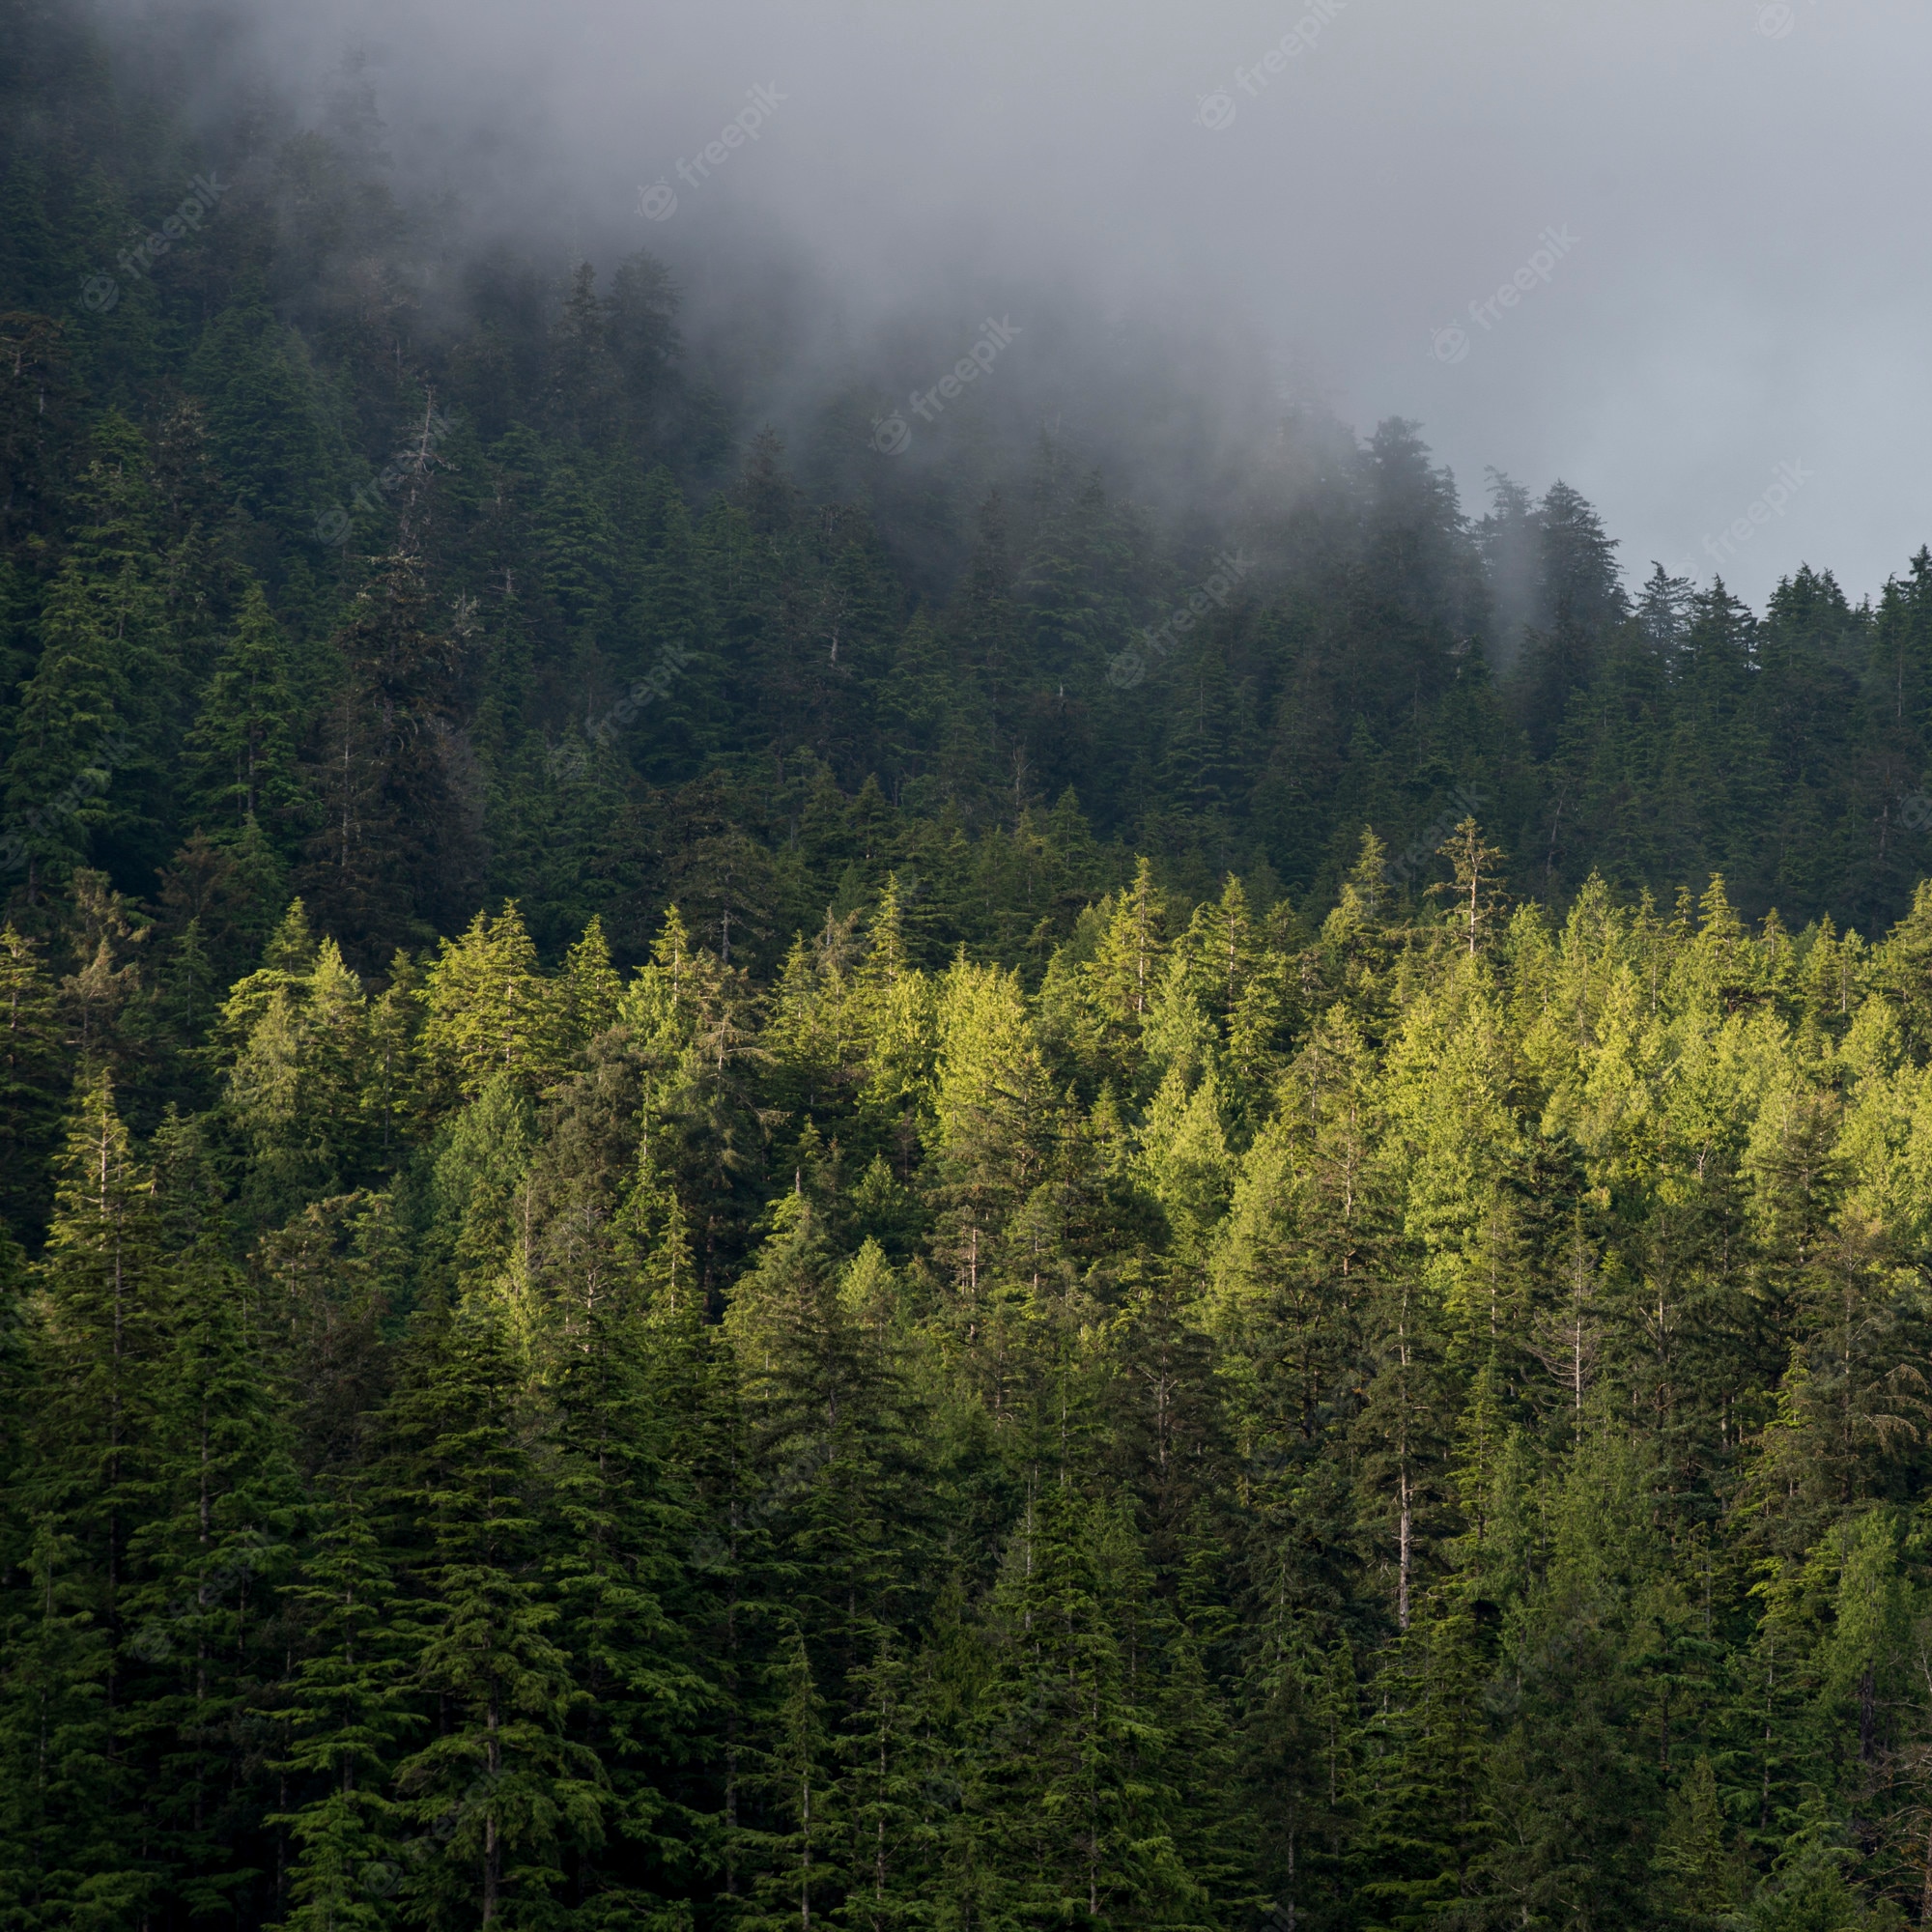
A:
[1235, 1, 1348, 94]
[870, 411, 912, 455]
[0, 728, 136, 874]
[1198, 0, 1350, 127]
[78, 173, 228, 314]
[1756, 1, 1814, 37]
[1106, 551, 1258, 688]
[1468, 226, 1577, 331]
[1701, 459, 1812, 568]
[1431, 225, 1578, 362]
[638, 84, 787, 221]
[1196, 90, 1237, 131]
[546, 639, 696, 785]
[314, 404, 457, 547]
[879, 318, 1022, 453]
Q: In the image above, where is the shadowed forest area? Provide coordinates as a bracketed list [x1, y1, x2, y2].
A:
[9, 3, 1932, 1927]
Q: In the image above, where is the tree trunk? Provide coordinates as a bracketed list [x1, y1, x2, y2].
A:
[483, 1686, 501, 1923]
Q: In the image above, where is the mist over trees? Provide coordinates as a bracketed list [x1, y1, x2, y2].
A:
[8, 2, 1932, 1928]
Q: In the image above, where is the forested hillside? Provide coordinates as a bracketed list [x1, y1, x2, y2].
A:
[10, 1, 1932, 1927]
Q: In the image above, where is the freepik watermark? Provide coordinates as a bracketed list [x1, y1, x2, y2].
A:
[313, 403, 456, 546]
[638, 84, 787, 221]
[1700, 459, 1812, 569]
[869, 317, 1022, 455]
[127, 1533, 273, 1664]
[1430, 225, 1579, 365]
[546, 640, 696, 784]
[79, 173, 228, 314]
[0, 729, 136, 875]
[1388, 785, 1488, 889]
[359, 1772, 499, 1899]
[1195, 0, 1350, 129]
[1106, 550, 1258, 689]
[1756, 1, 1815, 38]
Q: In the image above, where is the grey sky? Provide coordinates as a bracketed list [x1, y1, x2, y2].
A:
[162, 0, 1926, 609]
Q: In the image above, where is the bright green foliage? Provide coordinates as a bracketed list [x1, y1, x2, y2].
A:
[215, 904, 373, 1225]
[14, 809, 1932, 1930]
[418, 902, 588, 1109]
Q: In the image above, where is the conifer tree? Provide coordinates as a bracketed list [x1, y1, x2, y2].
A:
[2, 562, 144, 894]
[957, 1487, 1198, 1926]
[539, 1159, 708, 1919]
[185, 579, 302, 848]
[1079, 856, 1168, 1088]
[272, 1485, 410, 1932]
[0, 1073, 163, 1916]
[126, 1110, 298, 1907]
[382, 1292, 603, 1927]
[1430, 816, 1511, 957]
[0, 921, 62, 1237]
[299, 549, 473, 961]
[417, 902, 565, 1110]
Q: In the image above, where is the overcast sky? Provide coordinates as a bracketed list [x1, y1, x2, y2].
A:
[149, 0, 1927, 608]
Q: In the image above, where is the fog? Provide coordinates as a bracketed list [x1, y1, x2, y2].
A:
[112, 0, 1928, 608]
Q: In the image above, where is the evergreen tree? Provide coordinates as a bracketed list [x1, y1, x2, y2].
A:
[0, 1073, 163, 1918]
[0, 921, 62, 1237]
[381, 1293, 603, 1929]
[185, 580, 303, 850]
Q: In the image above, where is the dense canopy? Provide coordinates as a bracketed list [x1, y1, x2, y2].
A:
[9, 3, 1932, 1928]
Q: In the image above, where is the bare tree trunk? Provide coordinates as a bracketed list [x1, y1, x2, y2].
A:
[800, 1759, 810, 1932]
[1398, 1468, 1411, 1633]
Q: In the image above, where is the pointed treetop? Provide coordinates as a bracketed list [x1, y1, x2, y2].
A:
[1429, 818, 1510, 957]
[863, 873, 910, 986]
[561, 915, 623, 1043]
[263, 898, 318, 974]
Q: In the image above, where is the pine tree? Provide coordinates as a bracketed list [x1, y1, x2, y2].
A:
[2, 561, 144, 895]
[417, 902, 566, 1110]
[832, 1629, 927, 1932]
[539, 1162, 708, 1921]
[1429, 816, 1510, 958]
[0, 1073, 164, 1918]
[184, 579, 302, 848]
[124, 1111, 298, 1912]
[382, 1293, 604, 1928]
[299, 550, 474, 963]
[745, 1621, 835, 1932]
[217, 923, 370, 1227]
[271, 1486, 411, 1932]
[0, 921, 62, 1238]
[957, 1487, 1196, 1926]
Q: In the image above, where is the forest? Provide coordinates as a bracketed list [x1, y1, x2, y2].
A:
[9, 0, 1932, 1926]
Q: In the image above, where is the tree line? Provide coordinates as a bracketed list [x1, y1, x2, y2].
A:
[7, 844, 1932, 1929]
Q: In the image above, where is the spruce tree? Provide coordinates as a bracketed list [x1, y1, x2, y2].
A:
[185, 579, 302, 850]
[382, 1293, 603, 1928]
[0, 1073, 164, 1917]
